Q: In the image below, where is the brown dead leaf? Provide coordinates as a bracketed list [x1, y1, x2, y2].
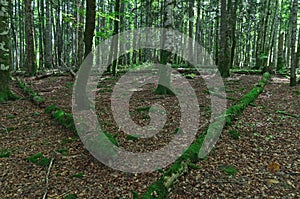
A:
[267, 162, 280, 173]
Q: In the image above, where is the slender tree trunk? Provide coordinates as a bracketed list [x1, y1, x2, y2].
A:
[290, 0, 298, 86]
[24, 0, 36, 76]
[45, 0, 53, 69]
[76, 0, 85, 67]
[155, 0, 175, 95]
[112, 0, 120, 75]
[84, 0, 96, 57]
[218, 0, 230, 77]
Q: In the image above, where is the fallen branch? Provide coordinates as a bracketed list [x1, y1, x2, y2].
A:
[276, 110, 300, 118]
[42, 157, 54, 199]
[61, 59, 76, 78]
[16, 78, 45, 107]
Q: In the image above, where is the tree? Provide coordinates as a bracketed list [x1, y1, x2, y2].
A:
[107, 0, 120, 75]
[44, 0, 53, 69]
[218, 0, 230, 78]
[84, 0, 96, 57]
[290, 0, 298, 86]
[24, 0, 36, 76]
[155, 0, 176, 95]
[0, 0, 14, 102]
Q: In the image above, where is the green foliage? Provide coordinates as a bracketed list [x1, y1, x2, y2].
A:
[45, 106, 76, 133]
[136, 106, 151, 112]
[61, 137, 78, 145]
[173, 128, 182, 135]
[126, 134, 139, 140]
[228, 130, 240, 140]
[185, 73, 196, 79]
[65, 82, 74, 89]
[293, 90, 300, 95]
[64, 194, 78, 199]
[131, 190, 140, 199]
[103, 131, 119, 147]
[221, 165, 237, 176]
[57, 148, 68, 156]
[18, 80, 44, 103]
[71, 172, 84, 179]
[6, 115, 16, 119]
[27, 152, 51, 167]
[0, 149, 12, 158]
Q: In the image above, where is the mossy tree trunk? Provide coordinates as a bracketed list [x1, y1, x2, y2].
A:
[155, 0, 175, 95]
[0, 0, 12, 102]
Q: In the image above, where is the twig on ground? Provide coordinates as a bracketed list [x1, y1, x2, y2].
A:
[42, 157, 54, 199]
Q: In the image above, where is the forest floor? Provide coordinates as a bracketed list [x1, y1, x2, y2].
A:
[0, 73, 299, 198]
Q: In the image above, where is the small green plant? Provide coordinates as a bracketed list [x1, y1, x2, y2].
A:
[64, 194, 78, 199]
[71, 172, 84, 178]
[6, 115, 16, 119]
[293, 90, 300, 95]
[27, 152, 51, 167]
[0, 149, 12, 158]
[185, 73, 196, 79]
[57, 148, 68, 156]
[103, 131, 119, 146]
[61, 137, 78, 145]
[7, 127, 15, 132]
[126, 134, 139, 140]
[66, 82, 74, 88]
[221, 165, 237, 176]
[136, 106, 151, 112]
[173, 128, 182, 134]
[228, 130, 240, 140]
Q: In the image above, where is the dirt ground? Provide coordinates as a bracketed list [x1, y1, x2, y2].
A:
[0, 73, 299, 198]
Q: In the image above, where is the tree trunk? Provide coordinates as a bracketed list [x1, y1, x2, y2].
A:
[155, 0, 175, 95]
[84, 0, 96, 57]
[0, 0, 13, 102]
[76, 0, 85, 67]
[290, 0, 298, 86]
[112, 0, 120, 75]
[218, 0, 230, 78]
[24, 0, 36, 76]
[45, 0, 53, 69]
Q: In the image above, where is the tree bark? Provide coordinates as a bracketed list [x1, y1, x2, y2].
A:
[24, 0, 36, 76]
[45, 0, 53, 69]
[218, 0, 230, 78]
[84, 0, 96, 57]
[290, 0, 298, 86]
[0, 0, 13, 102]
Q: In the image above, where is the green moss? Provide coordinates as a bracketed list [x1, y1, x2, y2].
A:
[57, 148, 68, 156]
[103, 131, 119, 147]
[136, 106, 151, 112]
[64, 194, 78, 199]
[126, 134, 139, 140]
[228, 130, 240, 140]
[221, 165, 237, 176]
[141, 73, 271, 198]
[71, 172, 84, 178]
[45, 105, 58, 113]
[6, 115, 16, 119]
[27, 152, 51, 167]
[0, 149, 12, 158]
[142, 179, 168, 199]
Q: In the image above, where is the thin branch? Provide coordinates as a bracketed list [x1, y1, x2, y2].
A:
[42, 157, 54, 199]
